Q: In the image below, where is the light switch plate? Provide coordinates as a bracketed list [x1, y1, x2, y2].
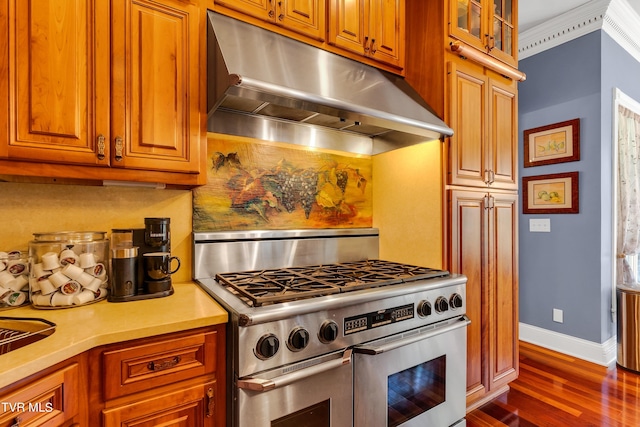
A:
[529, 218, 551, 232]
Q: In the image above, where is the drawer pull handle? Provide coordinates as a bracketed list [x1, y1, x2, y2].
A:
[147, 355, 181, 372]
[206, 387, 214, 417]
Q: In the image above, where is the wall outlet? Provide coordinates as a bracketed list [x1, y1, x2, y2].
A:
[530, 218, 551, 232]
[553, 308, 564, 323]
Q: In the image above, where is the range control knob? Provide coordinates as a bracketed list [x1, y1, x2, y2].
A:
[255, 334, 279, 359]
[318, 320, 339, 343]
[435, 296, 449, 313]
[450, 293, 463, 310]
[417, 300, 432, 317]
[288, 327, 310, 351]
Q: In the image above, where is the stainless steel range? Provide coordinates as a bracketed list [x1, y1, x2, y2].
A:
[194, 229, 469, 427]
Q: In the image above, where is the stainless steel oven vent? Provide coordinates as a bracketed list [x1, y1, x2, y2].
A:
[207, 12, 453, 155]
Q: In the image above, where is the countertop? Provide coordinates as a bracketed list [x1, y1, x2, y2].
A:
[0, 282, 228, 390]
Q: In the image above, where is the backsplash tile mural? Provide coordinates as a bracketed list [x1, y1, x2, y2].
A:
[193, 135, 373, 231]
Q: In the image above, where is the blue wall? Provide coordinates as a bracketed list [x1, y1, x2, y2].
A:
[519, 31, 606, 343]
[519, 30, 640, 344]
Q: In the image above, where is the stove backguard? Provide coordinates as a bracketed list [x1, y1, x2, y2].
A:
[193, 228, 380, 280]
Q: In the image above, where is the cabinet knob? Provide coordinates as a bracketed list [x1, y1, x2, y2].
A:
[364, 36, 370, 52]
[97, 134, 106, 160]
[114, 136, 124, 162]
[370, 38, 377, 54]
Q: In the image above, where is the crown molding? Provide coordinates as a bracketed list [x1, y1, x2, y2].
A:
[602, 0, 640, 63]
[518, 0, 640, 62]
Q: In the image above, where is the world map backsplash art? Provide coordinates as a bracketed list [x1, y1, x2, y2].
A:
[193, 135, 373, 231]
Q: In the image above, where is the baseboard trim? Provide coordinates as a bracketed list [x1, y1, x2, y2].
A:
[519, 323, 617, 367]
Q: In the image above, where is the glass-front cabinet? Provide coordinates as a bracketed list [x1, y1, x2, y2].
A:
[450, 0, 516, 66]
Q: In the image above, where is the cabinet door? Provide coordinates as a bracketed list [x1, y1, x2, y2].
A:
[102, 382, 217, 427]
[279, 0, 326, 41]
[214, 0, 273, 21]
[1, 0, 110, 166]
[368, 0, 403, 68]
[487, 75, 517, 189]
[487, 192, 518, 392]
[0, 364, 80, 427]
[111, 0, 203, 173]
[449, 0, 517, 66]
[447, 60, 488, 188]
[448, 189, 489, 404]
[487, 0, 516, 66]
[449, 190, 518, 405]
[328, 0, 368, 56]
[449, 0, 487, 54]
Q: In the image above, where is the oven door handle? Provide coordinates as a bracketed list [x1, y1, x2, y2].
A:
[354, 315, 470, 355]
[237, 349, 352, 392]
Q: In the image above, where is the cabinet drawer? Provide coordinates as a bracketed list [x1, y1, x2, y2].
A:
[103, 330, 218, 400]
[0, 364, 79, 427]
[102, 381, 217, 427]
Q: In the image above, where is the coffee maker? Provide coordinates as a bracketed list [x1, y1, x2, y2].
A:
[109, 218, 176, 301]
[133, 218, 174, 295]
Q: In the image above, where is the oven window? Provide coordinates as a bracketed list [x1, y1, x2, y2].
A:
[272, 400, 330, 427]
[387, 355, 446, 427]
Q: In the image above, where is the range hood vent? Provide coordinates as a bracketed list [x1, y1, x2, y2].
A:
[207, 12, 453, 155]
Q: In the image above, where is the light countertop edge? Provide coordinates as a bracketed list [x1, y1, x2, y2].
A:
[0, 282, 228, 390]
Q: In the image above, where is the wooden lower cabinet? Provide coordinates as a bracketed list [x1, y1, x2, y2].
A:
[0, 357, 87, 427]
[91, 325, 226, 427]
[448, 188, 518, 409]
[0, 325, 225, 427]
[102, 382, 217, 427]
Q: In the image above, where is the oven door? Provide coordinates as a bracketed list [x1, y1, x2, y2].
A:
[353, 316, 470, 427]
[236, 349, 352, 427]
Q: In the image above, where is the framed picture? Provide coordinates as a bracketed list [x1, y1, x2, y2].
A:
[522, 172, 579, 214]
[523, 118, 580, 167]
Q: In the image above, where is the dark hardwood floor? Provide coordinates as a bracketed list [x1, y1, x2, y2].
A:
[467, 341, 640, 426]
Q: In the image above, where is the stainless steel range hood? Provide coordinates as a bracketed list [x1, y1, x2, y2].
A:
[207, 12, 453, 155]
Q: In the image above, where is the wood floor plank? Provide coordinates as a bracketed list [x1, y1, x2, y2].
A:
[467, 342, 640, 426]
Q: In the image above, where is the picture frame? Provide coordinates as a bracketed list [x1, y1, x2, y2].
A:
[522, 172, 579, 214]
[523, 118, 580, 167]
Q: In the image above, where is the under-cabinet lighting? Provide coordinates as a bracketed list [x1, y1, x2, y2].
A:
[102, 180, 166, 189]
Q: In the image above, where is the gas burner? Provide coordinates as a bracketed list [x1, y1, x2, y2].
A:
[216, 269, 342, 306]
[215, 260, 449, 307]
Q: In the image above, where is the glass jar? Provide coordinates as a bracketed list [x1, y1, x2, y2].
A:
[29, 231, 109, 308]
[0, 250, 30, 309]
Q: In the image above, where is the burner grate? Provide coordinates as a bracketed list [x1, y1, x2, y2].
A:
[215, 260, 449, 307]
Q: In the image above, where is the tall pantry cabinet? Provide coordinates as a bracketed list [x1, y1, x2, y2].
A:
[405, 0, 523, 409]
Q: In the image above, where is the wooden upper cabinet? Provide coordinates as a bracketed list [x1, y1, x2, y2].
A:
[449, 0, 516, 66]
[281, 0, 325, 40]
[487, 75, 517, 189]
[111, 0, 203, 173]
[0, 0, 205, 184]
[328, 0, 404, 69]
[215, 0, 326, 41]
[447, 58, 516, 190]
[0, 0, 110, 166]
